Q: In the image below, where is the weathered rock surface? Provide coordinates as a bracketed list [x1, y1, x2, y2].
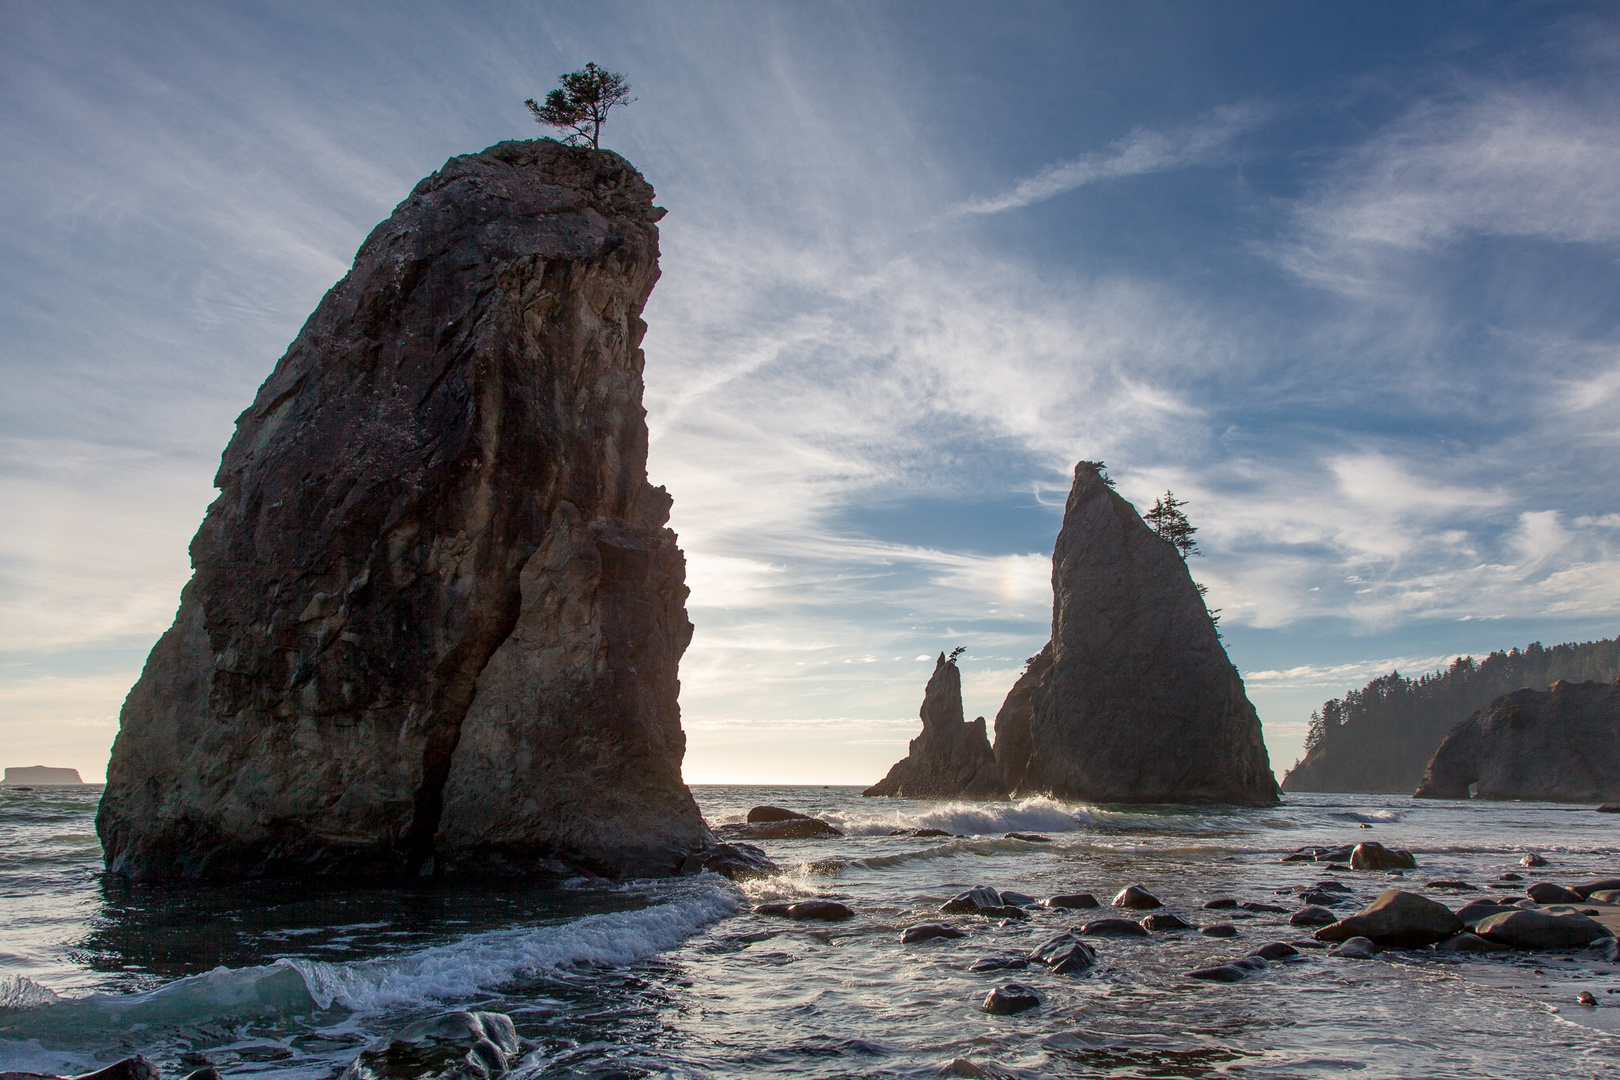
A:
[1314, 890, 1463, 947]
[1079, 917, 1150, 938]
[1349, 841, 1417, 871]
[97, 141, 709, 880]
[901, 922, 967, 944]
[941, 886, 1027, 918]
[1112, 884, 1163, 909]
[1475, 909, 1612, 949]
[1042, 892, 1100, 909]
[865, 654, 1007, 798]
[681, 842, 777, 881]
[1028, 932, 1098, 973]
[1329, 936, 1379, 959]
[1415, 680, 1620, 802]
[992, 463, 1278, 805]
[981, 983, 1041, 1014]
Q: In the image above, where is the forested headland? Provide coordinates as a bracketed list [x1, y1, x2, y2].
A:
[1281, 636, 1620, 793]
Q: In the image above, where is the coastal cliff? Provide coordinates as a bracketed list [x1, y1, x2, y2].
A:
[97, 140, 710, 880]
[995, 463, 1278, 805]
[1414, 680, 1620, 802]
[865, 653, 1007, 799]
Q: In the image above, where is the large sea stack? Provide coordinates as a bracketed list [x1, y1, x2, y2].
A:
[1414, 681, 1620, 802]
[865, 654, 1007, 799]
[994, 463, 1278, 805]
[97, 140, 710, 880]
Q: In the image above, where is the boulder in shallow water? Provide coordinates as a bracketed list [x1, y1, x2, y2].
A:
[1522, 853, 1549, 868]
[1436, 932, 1509, 954]
[1143, 913, 1193, 932]
[1474, 909, 1611, 949]
[1249, 942, 1299, 961]
[747, 805, 809, 823]
[1583, 937, 1619, 962]
[1572, 878, 1620, 899]
[1203, 897, 1238, 909]
[902, 922, 967, 944]
[97, 141, 708, 881]
[1455, 900, 1517, 928]
[769, 900, 854, 921]
[1526, 882, 1583, 905]
[1079, 917, 1149, 938]
[865, 654, 1007, 799]
[969, 954, 1029, 972]
[715, 818, 842, 840]
[1112, 884, 1163, 909]
[682, 842, 778, 881]
[981, 982, 1041, 1014]
[342, 1010, 522, 1080]
[941, 886, 1027, 919]
[1329, 936, 1379, 959]
[991, 463, 1278, 805]
[1201, 923, 1238, 937]
[1188, 955, 1268, 982]
[1349, 842, 1416, 871]
[1028, 932, 1098, 974]
[1042, 892, 1100, 909]
[1290, 906, 1338, 927]
[1315, 890, 1463, 947]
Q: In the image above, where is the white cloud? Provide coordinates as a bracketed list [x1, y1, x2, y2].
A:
[956, 103, 1269, 215]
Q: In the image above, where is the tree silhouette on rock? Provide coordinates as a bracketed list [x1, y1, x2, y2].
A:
[525, 63, 634, 149]
[1144, 491, 1199, 558]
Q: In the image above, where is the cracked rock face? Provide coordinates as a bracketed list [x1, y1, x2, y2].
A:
[1414, 680, 1620, 802]
[993, 463, 1279, 806]
[864, 654, 1008, 799]
[97, 140, 708, 880]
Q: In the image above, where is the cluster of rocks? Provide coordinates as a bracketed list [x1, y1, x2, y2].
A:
[867, 462, 1279, 806]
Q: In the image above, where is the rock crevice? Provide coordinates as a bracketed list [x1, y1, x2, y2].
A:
[97, 140, 709, 880]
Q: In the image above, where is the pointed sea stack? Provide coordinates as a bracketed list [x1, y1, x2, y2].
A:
[865, 654, 1008, 799]
[1414, 681, 1620, 802]
[994, 463, 1278, 805]
[97, 140, 710, 880]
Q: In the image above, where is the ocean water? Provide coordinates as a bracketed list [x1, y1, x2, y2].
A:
[2, 784, 1618, 1079]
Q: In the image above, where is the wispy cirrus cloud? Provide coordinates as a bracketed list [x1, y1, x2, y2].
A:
[954, 102, 1270, 215]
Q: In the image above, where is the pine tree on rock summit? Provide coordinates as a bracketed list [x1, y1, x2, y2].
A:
[525, 63, 634, 149]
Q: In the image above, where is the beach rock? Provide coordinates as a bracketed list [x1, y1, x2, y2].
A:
[1329, 936, 1379, 959]
[1455, 900, 1517, 928]
[1290, 906, 1339, 927]
[1240, 902, 1289, 914]
[1599, 803, 1620, 812]
[1526, 882, 1584, 905]
[1425, 880, 1476, 891]
[1573, 878, 1620, 899]
[982, 983, 1041, 1014]
[1143, 913, 1193, 932]
[1298, 891, 1343, 907]
[1436, 932, 1509, 953]
[1028, 932, 1098, 974]
[1113, 885, 1163, 909]
[682, 843, 778, 881]
[942, 886, 1028, 919]
[1349, 842, 1416, 871]
[999, 890, 1038, 907]
[1250, 942, 1300, 961]
[747, 805, 810, 823]
[1522, 853, 1549, 868]
[1079, 917, 1150, 938]
[97, 141, 708, 881]
[1579, 990, 1599, 1007]
[992, 462, 1279, 805]
[715, 818, 843, 840]
[783, 900, 855, 921]
[1200, 923, 1238, 937]
[902, 922, 967, 944]
[1475, 909, 1611, 949]
[969, 955, 1030, 972]
[1315, 889, 1463, 947]
[1415, 681, 1620, 803]
[1004, 833, 1051, 843]
[1203, 897, 1238, 909]
[1583, 937, 1619, 962]
[865, 654, 1007, 799]
[1188, 956, 1268, 982]
[1498, 872, 1524, 881]
[1589, 890, 1620, 904]
[1041, 892, 1100, 909]
[1312, 880, 1352, 893]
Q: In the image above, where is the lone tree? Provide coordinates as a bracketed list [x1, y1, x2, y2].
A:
[1144, 490, 1199, 558]
[525, 62, 633, 149]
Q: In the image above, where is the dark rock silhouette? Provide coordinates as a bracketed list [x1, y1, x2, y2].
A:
[97, 140, 710, 880]
[1, 766, 83, 786]
[1414, 680, 1620, 802]
[993, 463, 1278, 805]
[864, 653, 1008, 799]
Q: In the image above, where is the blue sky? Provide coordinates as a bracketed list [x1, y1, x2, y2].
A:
[3, 2, 1619, 784]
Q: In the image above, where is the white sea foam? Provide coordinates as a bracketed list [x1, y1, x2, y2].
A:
[822, 797, 1092, 837]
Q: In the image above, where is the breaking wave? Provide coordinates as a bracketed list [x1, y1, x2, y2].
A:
[822, 797, 1093, 837]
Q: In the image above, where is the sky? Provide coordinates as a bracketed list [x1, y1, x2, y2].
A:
[3, 1, 1619, 785]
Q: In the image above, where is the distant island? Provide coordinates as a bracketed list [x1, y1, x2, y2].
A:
[1283, 636, 1620, 793]
[2, 766, 85, 786]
